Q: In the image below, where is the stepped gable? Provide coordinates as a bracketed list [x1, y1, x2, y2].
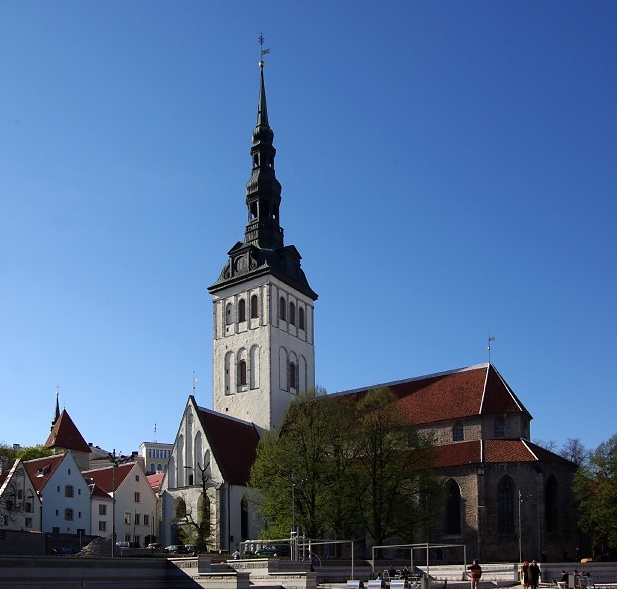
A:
[82, 463, 134, 492]
[194, 401, 260, 486]
[23, 454, 64, 493]
[335, 363, 531, 425]
[433, 439, 574, 468]
[45, 409, 91, 454]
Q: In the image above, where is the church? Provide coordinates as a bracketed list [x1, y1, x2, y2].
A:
[158, 62, 577, 563]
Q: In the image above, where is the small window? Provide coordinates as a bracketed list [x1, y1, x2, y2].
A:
[452, 423, 464, 442]
[135, 475, 139, 482]
[99, 504, 107, 516]
[144, 514, 150, 526]
[134, 492, 140, 503]
[124, 512, 132, 525]
[494, 417, 506, 438]
[239, 360, 247, 386]
[238, 298, 246, 322]
[298, 307, 305, 330]
[99, 521, 107, 532]
[65, 508, 74, 521]
[279, 297, 286, 321]
[135, 513, 141, 525]
[25, 517, 33, 528]
[65, 485, 74, 498]
[289, 302, 296, 326]
[251, 295, 259, 318]
[225, 303, 233, 325]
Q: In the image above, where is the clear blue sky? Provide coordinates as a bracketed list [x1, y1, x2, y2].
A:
[1, 2, 615, 456]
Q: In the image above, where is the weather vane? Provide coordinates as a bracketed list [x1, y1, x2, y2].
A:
[258, 33, 270, 69]
[487, 334, 496, 363]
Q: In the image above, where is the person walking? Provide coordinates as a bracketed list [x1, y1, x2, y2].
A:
[521, 561, 530, 589]
[468, 560, 482, 589]
[529, 559, 542, 589]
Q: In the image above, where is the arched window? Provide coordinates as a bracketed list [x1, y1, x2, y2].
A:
[225, 303, 233, 325]
[446, 479, 462, 534]
[298, 307, 305, 330]
[250, 295, 259, 318]
[494, 417, 506, 438]
[289, 302, 296, 326]
[279, 297, 286, 321]
[238, 299, 246, 322]
[545, 476, 559, 533]
[289, 362, 297, 390]
[497, 477, 515, 534]
[452, 423, 464, 442]
[238, 360, 247, 386]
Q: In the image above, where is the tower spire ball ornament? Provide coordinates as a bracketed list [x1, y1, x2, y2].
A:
[258, 33, 270, 68]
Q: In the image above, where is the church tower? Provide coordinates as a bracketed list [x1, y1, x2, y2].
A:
[208, 61, 317, 431]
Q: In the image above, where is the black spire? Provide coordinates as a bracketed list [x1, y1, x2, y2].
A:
[209, 60, 317, 301]
[244, 64, 283, 249]
[51, 389, 60, 431]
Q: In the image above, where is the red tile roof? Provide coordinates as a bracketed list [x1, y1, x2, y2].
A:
[88, 482, 111, 499]
[194, 400, 260, 486]
[147, 472, 164, 493]
[433, 439, 573, 469]
[334, 363, 531, 425]
[23, 454, 65, 493]
[45, 410, 91, 454]
[82, 463, 134, 493]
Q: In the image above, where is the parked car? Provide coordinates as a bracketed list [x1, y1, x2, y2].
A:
[255, 545, 289, 557]
[164, 544, 188, 554]
[116, 541, 140, 549]
[184, 545, 198, 554]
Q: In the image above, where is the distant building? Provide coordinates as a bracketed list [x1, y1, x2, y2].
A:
[139, 442, 173, 475]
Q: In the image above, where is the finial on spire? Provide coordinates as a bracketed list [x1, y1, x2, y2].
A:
[258, 33, 270, 69]
[487, 335, 496, 363]
[192, 371, 198, 392]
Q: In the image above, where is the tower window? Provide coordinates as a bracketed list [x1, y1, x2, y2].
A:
[497, 477, 514, 534]
[289, 362, 297, 390]
[298, 307, 305, 330]
[238, 360, 247, 386]
[494, 417, 505, 438]
[238, 299, 246, 322]
[225, 303, 233, 325]
[251, 295, 258, 318]
[289, 302, 296, 326]
[279, 297, 286, 321]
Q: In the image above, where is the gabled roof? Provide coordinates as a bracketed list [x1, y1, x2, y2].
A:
[192, 398, 260, 486]
[45, 409, 91, 454]
[88, 482, 112, 499]
[23, 454, 65, 493]
[433, 439, 574, 469]
[82, 463, 135, 493]
[334, 363, 531, 425]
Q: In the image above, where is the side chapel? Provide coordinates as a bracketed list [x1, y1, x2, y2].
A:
[159, 61, 577, 561]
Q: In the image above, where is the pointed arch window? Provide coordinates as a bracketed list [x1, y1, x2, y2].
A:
[497, 477, 515, 534]
[250, 295, 259, 318]
[452, 422, 464, 442]
[289, 302, 296, 326]
[298, 307, 305, 330]
[446, 479, 462, 535]
[545, 476, 559, 533]
[238, 299, 246, 322]
[279, 297, 286, 321]
[238, 360, 247, 386]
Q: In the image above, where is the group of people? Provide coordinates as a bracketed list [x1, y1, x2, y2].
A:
[521, 559, 543, 589]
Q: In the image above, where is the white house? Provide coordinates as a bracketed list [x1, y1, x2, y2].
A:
[0, 458, 42, 532]
[24, 452, 91, 536]
[83, 461, 157, 547]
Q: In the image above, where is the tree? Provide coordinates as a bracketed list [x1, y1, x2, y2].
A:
[575, 434, 617, 558]
[559, 438, 589, 467]
[351, 387, 439, 548]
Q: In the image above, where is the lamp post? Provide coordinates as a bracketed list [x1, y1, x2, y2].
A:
[107, 450, 132, 557]
[288, 476, 306, 560]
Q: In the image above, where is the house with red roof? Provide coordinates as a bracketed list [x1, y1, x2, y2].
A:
[0, 458, 42, 532]
[45, 407, 91, 471]
[23, 452, 91, 535]
[83, 461, 157, 547]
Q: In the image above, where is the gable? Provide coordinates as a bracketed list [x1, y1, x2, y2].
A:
[45, 410, 91, 454]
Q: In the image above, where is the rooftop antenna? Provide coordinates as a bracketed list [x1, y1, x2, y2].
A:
[488, 334, 496, 363]
[259, 33, 270, 69]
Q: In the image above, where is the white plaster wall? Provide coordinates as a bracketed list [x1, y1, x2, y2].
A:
[212, 276, 315, 430]
[41, 453, 91, 534]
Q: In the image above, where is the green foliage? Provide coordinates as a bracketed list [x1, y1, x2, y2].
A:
[249, 387, 440, 546]
[575, 434, 617, 557]
[0, 442, 53, 464]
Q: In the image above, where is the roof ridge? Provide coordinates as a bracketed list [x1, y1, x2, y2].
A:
[332, 363, 491, 397]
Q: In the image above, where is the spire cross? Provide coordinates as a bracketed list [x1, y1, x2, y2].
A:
[258, 33, 270, 69]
